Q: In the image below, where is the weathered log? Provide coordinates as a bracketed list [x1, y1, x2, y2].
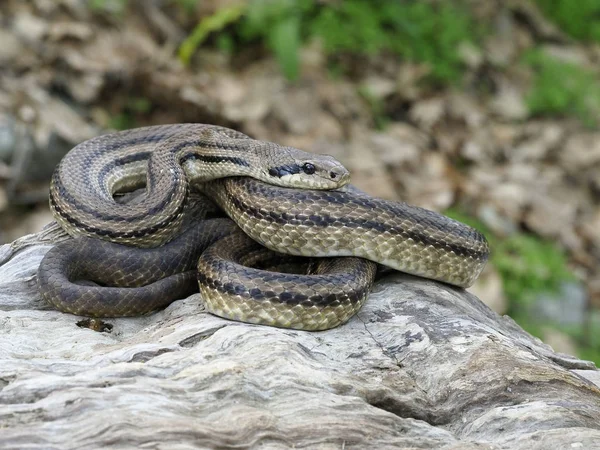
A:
[0, 224, 599, 449]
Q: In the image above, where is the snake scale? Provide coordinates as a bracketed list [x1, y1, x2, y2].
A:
[38, 123, 489, 330]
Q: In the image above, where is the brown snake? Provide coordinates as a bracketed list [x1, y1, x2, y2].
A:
[37, 124, 489, 330]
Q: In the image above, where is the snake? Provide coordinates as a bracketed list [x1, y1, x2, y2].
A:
[37, 123, 489, 330]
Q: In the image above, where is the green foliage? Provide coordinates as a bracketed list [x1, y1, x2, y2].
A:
[90, 0, 197, 16]
[579, 329, 600, 365]
[310, 1, 387, 55]
[523, 50, 600, 127]
[535, 0, 600, 42]
[311, 1, 476, 82]
[88, 0, 128, 16]
[108, 113, 135, 131]
[357, 85, 388, 130]
[170, 0, 199, 14]
[445, 208, 575, 305]
[493, 234, 575, 304]
[88, 0, 480, 83]
[267, 15, 302, 81]
[179, 3, 247, 65]
[236, 0, 314, 81]
[107, 97, 152, 130]
[444, 209, 600, 363]
[177, 0, 479, 83]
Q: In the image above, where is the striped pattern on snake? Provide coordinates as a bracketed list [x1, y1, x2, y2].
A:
[49, 123, 348, 247]
[38, 124, 489, 330]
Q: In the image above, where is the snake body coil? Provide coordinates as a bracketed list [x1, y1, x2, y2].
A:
[38, 124, 489, 330]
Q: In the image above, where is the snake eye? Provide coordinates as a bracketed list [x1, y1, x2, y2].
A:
[302, 163, 316, 175]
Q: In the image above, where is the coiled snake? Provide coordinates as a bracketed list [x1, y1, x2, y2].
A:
[37, 124, 489, 330]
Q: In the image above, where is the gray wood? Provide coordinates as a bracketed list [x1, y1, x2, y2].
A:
[1, 225, 599, 449]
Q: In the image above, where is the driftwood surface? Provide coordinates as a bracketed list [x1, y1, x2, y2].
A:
[0, 224, 599, 450]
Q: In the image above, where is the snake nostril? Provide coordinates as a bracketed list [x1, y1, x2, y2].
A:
[330, 171, 337, 179]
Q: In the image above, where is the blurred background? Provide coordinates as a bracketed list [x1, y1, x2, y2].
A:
[0, 0, 598, 362]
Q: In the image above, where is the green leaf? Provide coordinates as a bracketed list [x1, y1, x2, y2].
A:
[178, 3, 247, 65]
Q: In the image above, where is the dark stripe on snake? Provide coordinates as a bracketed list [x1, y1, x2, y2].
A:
[51, 174, 182, 225]
[268, 164, 301, 178]
[60, 132, 251, 224]
[225, 191, 486, 261]
[171, 140, 254, 158]
[96, 150, 153, 192]
[55, 157, 179, 225]
[196, 271, 368, 306]
[180, 154, 251, 167]
[50, 190, 186, 240]
[54, 143, 250, 226]
[80, 133, 168, 193]
[244, 180, 481, 241]
[77, 124, 250, 187]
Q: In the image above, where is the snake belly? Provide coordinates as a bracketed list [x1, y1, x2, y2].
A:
[38, 124, 489, 330]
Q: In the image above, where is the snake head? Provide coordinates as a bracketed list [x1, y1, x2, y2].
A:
[266, 150, 350, 189]
[200, 129, 350, 189]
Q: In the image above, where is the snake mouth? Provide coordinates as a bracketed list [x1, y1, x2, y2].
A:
[319, 163, 350, 189]
[278, 173, 348, 190]
[330, 167, 350, 186]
